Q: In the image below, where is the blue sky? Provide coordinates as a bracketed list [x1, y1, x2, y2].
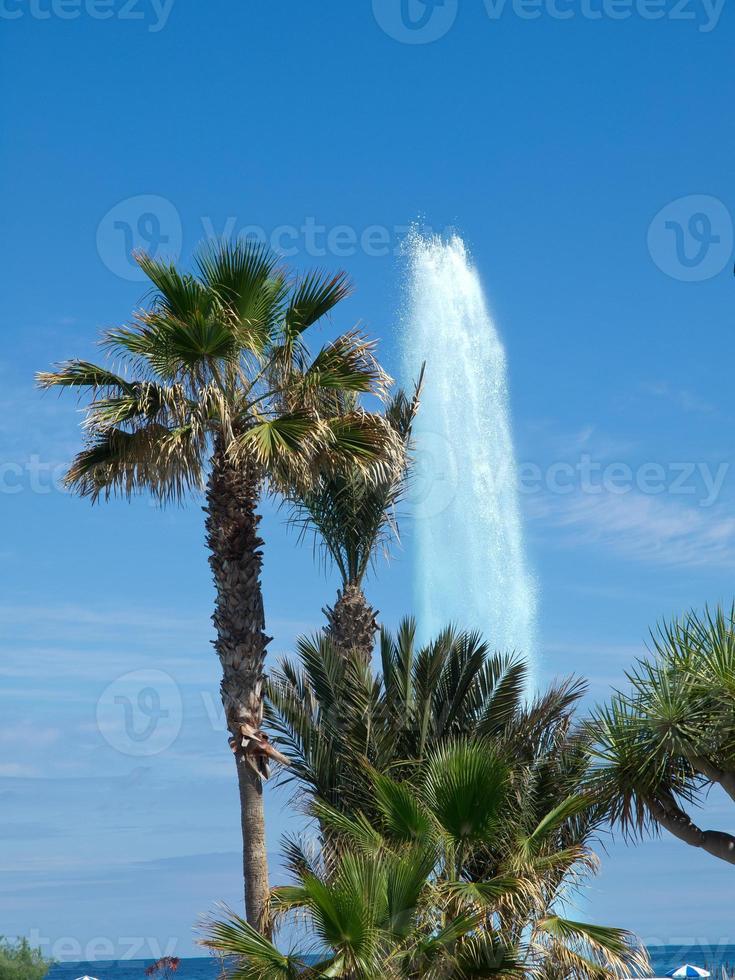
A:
[2, 0, 735, 962]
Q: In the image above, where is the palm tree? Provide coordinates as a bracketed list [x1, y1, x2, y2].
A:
[589, 604, 735, 866]
[287, 371, 423, 662]
[37, 241, 399, 930]
[202, 741, 647, 980]
[263, 623, 648, 980]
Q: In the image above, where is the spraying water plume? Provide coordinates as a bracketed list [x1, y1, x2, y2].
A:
[402, 232, 536, 675]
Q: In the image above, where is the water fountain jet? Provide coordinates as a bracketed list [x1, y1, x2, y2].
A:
[401, 232, 536, 677]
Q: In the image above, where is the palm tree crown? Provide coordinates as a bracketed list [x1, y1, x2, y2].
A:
[38, 243, 396, 501]
[590, 604, 735, 866]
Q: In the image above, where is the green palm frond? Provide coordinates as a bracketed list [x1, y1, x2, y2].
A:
[284, 270, 352, 341]
[201, 908, 306, 979]
[234, 841, 519, 978]
[239, 414, 322, 468]
[588, 694, 694, 839]
[370, 771, 434, 843]
[522, 794, 594, 856]
[310, 801, 384, 854]
[438, 875, 528, 908]
[84, 380, 195, 430]
[195, 237, 286, 350]
[280, 836, 326, 882]
[382, 844, 440, 939]
[135, 251, 211, 323]
[411, 911, 487, 973]
[302, 854, 387, 966]
[422, 741, 510, 846]
[36, 360, 134, 395]
[266, 270, 352, 378]
[589, 602, 735, 854]
[266, 635, 394, 811]
[322, 412, 400, 475]
[380, 619, 417, 721]
[475, 656, 528, 736]
[446, 933, 526, 980]
[300, 332, 388, 396]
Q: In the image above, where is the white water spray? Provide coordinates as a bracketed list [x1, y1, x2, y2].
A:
[402, 233, 536, 671]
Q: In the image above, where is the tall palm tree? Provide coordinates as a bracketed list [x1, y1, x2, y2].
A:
[287, 371, 423, 662]
[203, 740, 647, 980]
[589, 604, 735, 866]
[37, 241, 399, 930]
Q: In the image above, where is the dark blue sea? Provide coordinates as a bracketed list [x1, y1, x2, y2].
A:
[48, 960, 221, 980]
[47, 945, 735, 978]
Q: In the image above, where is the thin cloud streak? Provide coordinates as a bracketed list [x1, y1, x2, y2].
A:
[529, 491, 735, 569]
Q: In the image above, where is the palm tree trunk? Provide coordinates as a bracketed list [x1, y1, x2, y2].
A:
[205, 443, 272, 931]
[650, 796, 735, 865]
[323, 581, 378, 664]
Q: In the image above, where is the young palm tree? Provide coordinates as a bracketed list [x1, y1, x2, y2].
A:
[263, 623, 648, 980]
[203, 741, 647, 980]
[589, 604, 735, 866]
[37, 241, 399, 930]
[287, 371, 423, 662]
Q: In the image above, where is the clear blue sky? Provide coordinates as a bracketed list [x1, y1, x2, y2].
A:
[2, 0, 735, 962]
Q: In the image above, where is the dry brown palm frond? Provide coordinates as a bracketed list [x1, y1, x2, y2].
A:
[531, 917, 650, 980]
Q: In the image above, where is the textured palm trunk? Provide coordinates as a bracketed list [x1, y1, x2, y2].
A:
[323, 581, 378, 664]
[205, 443, 272, 932]
[651, 795, 735, 865]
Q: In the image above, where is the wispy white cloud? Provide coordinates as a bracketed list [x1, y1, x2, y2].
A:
[0, 601, 313, 639]
[642, 381, 716, 415]
[0, 602, 210, 633]
[0, 763, 39, 777]
[0, 723, 62, 745]
[529, 491, 735, 569]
